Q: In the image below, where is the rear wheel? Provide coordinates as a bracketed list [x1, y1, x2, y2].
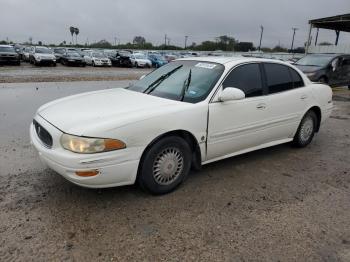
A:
[138, 136, 192, 195]
[293, 111, 317, 147]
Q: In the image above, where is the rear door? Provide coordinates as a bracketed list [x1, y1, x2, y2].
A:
[262, 63, 309, 141]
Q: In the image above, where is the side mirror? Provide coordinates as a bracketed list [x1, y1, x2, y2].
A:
[139, 75, 146, 80]
[218, 87, 245, 102]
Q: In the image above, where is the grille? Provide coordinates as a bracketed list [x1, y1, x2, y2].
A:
[33, 120, 53, 148]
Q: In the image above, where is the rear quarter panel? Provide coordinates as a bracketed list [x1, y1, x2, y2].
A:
[310, 83, 333, 123]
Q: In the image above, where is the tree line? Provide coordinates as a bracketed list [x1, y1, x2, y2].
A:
[1, 33, 307, 53]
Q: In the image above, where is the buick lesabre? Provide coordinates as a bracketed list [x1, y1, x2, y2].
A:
[30, 57, 333, 194]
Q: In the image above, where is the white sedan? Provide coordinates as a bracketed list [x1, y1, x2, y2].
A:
[83, 51, 111, 67]
[130, 53, 152, 68]
[30, 57, 333, 194]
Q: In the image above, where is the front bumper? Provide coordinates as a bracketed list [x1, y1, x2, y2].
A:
[94, 60, 111, 66]
[30, 116, 140, 188]
[35, 59, 56, 65]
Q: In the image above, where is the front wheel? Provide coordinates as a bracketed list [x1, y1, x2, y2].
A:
[318, 76, 328, 84]
[138, 136, 192, 195]
[293, 111, 317, 147]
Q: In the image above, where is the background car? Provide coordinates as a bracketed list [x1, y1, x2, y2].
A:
[148, 54, 168, 68]
[53, 48, 66, 63]
[29, 46, 56, 66]
[22, 46, 32, 62]
[60, 51, 86, 66]
[0, 45, 20, 65]
[84, 51, 111, 67]
[130, 53, 152, 68]
[103, 50, 119, 66]
[295, 54, 350, 88]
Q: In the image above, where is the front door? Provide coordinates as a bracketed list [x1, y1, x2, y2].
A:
[207, 63, 268, 161]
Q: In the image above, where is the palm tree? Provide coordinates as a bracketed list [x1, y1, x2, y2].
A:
[74, 27, 79, 45]
[69, 26, 75, 45]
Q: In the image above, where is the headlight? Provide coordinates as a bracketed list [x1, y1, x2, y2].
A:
[60, 134, 126, 154]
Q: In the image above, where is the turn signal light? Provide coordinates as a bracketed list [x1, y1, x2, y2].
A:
[75, 170, 99, 177]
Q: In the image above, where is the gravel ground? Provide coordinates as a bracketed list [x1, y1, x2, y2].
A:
[0, 63, 151, 83]
[0, 81, 349, 261]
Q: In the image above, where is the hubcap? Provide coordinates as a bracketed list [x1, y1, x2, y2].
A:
[153, 147, 184, 185]
[300, 117, 314, 142]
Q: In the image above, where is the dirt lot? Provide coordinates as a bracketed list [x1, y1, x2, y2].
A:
[0, 63, 151, 83]
[0, 78, 349, 261]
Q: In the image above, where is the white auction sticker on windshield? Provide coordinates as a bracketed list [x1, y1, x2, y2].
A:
[195, 63, 217, 69]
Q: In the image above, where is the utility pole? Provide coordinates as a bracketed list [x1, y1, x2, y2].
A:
[258, 25, 264, 51]
[290, 27, 298, 53]
[164, 34, 167, 47]
[185, 35, 188, 49]
[114, 37, 117, 46]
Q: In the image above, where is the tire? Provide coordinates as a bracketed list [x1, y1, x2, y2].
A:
[138, 136, 192, 195]
[348, 85, 350, 90]
[318, 76, 328, 84]
[134, 62, 138, 68]
[52, 62, 56, 67]
[92, 61, 95, 67]
[293, 111, 317, 147]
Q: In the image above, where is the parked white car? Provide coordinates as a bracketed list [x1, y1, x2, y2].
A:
[84, 51, 111, 67]
[29, 46, 56, 66]
[130, 53, 152, 68]
[30, 57, 333, 194]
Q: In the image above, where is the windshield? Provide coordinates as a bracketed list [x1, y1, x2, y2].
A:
[134, 54, 146, 59]
[0, 46, 15, 52]
[67, 52, 81, 57]
[295, 55, 334, 67]
[128, 60, 224, 103]
[92, 52, 106, 58]
[150, 55, 165, 61]
[35, 47, 52, 54]
[54, 49, 65, 54]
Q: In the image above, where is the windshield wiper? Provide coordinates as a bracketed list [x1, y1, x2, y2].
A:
[180, 69, 192, 101]
[143, 65, 183, 94]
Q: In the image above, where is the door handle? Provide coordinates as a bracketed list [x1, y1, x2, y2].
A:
[256, 103, 266, 110]
[300, 94, 308, 100]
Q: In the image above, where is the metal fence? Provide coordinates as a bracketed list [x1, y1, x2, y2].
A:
[308, 44, 350, 54]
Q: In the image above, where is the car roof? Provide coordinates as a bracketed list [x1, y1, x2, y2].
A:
[178, 56, 292, 66]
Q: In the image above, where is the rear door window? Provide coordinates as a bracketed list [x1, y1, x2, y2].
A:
[222, 63, 263, 98]
[264, 63, 294, 94]
[289, 68, 304, 88]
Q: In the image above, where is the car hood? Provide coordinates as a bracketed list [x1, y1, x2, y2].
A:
[67, 57, 83, 60]
[295, 65, 322, 73]
[38, 88, 185, 136]
[36, 53, 55, 59]
[135, 59, 150, 63]
[0, 52, 18, 55]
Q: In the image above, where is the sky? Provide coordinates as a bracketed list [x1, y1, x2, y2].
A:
[0, 0, 349, 48]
